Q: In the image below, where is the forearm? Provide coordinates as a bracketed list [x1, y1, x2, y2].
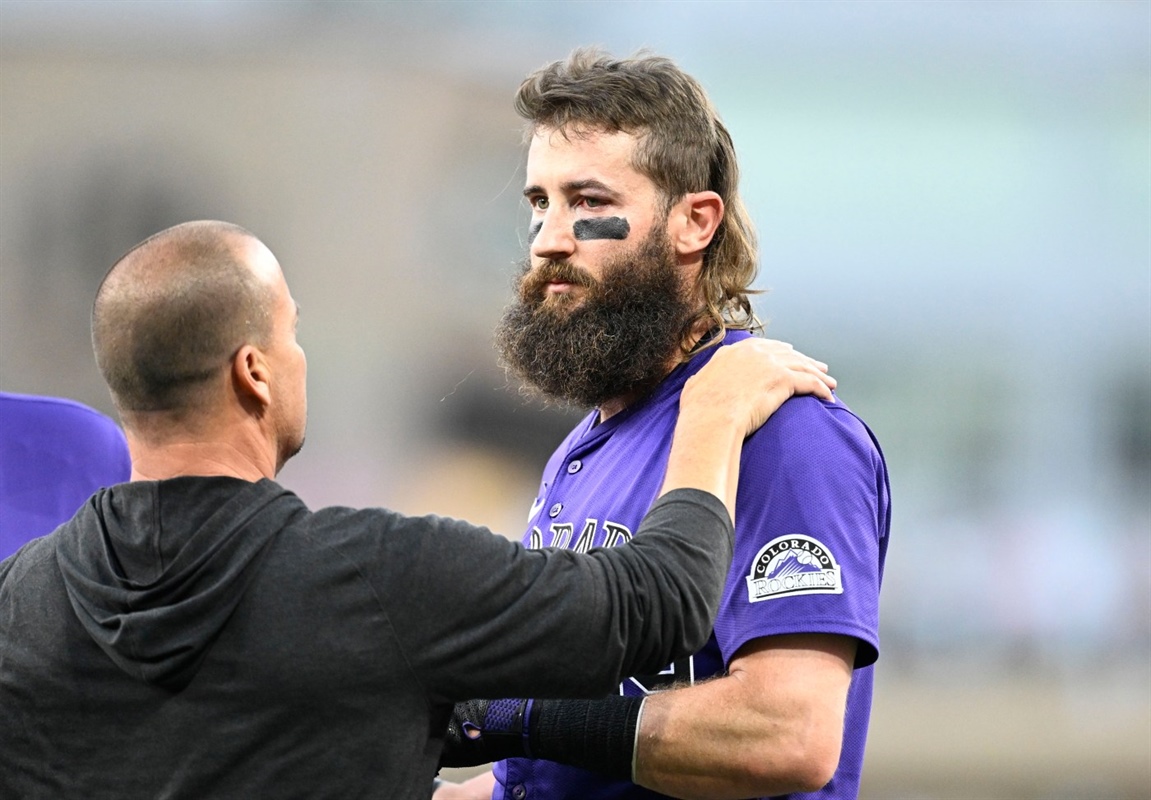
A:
[443, 678, 835, 800]
[411, 489, 731, 700]
[634, 680, 830, 798]
[660, 402, 744, 522]
[441, 640, 851, 798]
[607, 489, 733, 672]
[440, 696, 643, 777]
[634, 636, 855, 798]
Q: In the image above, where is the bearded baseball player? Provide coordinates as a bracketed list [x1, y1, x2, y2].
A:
[435, 49, 891, 800]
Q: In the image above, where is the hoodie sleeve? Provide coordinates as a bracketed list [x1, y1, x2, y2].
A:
[315, 488, 732, 704]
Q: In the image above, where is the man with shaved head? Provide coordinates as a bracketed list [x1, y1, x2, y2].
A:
[0, 220, 837, 799]
[92, 221, 306, 476]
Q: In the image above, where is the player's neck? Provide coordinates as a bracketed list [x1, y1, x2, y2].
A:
[597, 394, 639, 423]
[596, 341, 698, 423]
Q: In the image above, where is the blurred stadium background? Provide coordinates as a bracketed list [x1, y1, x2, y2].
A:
[1, 1, 1147, 797]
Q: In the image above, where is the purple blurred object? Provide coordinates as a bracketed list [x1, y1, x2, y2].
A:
[0, 392, 131, 560]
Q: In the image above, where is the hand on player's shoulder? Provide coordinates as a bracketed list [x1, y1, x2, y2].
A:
[684, 337, 836, 437]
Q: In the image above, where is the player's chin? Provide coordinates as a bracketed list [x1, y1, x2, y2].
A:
[541, 287, 586, 308]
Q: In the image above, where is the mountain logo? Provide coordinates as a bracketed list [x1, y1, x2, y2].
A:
[746, 533, 843, 602]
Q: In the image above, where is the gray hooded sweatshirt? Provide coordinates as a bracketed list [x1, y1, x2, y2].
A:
[0, 477, 731, 799]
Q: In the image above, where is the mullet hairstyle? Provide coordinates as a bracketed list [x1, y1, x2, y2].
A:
[92, 221, 273, 413]
[514, 47, 763, 351]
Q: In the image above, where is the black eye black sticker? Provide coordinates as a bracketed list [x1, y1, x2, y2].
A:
[527, 221, 543, 245]
[573, 217, 630, 241]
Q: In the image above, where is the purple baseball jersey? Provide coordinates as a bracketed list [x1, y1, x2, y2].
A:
[0, 392, 131, 561]
[494, 330, 891, 800]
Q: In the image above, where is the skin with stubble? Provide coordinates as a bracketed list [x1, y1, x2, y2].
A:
[92, 221, 307, 483]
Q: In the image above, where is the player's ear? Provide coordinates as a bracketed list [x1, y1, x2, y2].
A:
[232, 345, 272, 409]
[669, 191, 723, 258]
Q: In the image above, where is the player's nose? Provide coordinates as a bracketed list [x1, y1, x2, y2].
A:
[530, 211, 576, 261]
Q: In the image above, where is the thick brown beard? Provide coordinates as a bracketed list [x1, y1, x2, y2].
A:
[494, 228, 694, 409]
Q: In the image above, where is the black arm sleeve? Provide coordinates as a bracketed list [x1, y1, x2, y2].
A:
[440, 696, 642, 779]
[357, 487, 734, 703]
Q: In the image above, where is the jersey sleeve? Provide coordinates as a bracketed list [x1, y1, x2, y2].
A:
[713, 395, 891, 669]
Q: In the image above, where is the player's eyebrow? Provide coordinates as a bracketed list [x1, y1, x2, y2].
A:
[522, 179, 619, 198]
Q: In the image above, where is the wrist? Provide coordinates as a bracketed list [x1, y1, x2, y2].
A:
[530, 696, 643, 779]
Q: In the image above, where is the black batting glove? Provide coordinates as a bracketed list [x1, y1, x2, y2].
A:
[440, 698, 536, 768]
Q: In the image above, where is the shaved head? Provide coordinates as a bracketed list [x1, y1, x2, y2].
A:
[93, 220, 275, 413]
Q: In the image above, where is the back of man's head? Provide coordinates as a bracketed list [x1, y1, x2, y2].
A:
[92, 220, 273, 417]
[515, 47, 760, 335]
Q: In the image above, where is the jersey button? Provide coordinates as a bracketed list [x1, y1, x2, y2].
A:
[548, 503, 563, 518]
[567, 459, 582, 474]
[511, 785, 527, 800]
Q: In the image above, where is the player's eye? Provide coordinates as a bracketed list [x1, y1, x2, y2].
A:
[582, 197, 606, 209]
[530, 196, 549, 211]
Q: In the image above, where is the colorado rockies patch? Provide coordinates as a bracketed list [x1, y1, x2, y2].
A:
[746, 534, 843, 602]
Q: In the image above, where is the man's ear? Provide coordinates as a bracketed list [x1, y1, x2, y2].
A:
[669, 191, 724, 258]
[232, 345, 272, 409]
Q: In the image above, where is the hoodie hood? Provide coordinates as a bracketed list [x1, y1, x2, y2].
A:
[55, 476, 304, 690]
